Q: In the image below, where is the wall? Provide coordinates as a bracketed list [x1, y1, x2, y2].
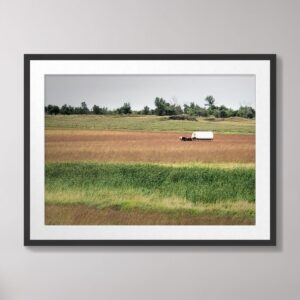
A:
[0, 0, 299, 299]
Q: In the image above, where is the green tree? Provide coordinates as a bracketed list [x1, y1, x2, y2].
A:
[142, 106, 150, 115]
[237, 106, 256, 119]
[60, 104, 74, 115]
[74, 107, 81, 114]
[47, 104, 60, 115]
[154, 97, 183, 116]
[92, 105, 108, 115]
[204, 95, 215, 108]
[184, 102, 208, 117]
[80, 101, 89, 114]
[171, 104, 183, 115]
[154, 97, 167, 115]
[117, 102, 132, 114]
[46, 105, 53, 114]
[213, 108, 220, 118]
[92, 105, 101, 114]
[219, 105, 228, 118]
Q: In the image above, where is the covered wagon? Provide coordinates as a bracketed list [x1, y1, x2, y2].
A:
[191, 131, 214, 140]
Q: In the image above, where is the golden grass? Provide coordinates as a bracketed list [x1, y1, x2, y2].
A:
[45, 186, 255, 225]
[45, 187, 254, 213]
[45, 129, 255, 163]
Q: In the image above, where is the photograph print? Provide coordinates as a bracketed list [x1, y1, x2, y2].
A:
[24, 55, 276, 245]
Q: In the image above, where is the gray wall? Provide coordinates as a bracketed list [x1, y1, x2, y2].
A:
[0, 0, 298, 299]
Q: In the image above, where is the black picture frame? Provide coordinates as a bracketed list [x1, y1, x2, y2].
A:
[24, 54, 276, 246]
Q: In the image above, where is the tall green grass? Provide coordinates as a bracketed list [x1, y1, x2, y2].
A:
[46, 162, 255, 204]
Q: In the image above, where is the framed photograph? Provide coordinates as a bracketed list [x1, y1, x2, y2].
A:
[24, 54, 276, 246]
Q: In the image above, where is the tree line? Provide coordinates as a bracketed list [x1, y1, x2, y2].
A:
[45, 96, 255, 119]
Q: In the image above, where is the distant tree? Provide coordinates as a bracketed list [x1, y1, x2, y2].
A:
[92, 105, 101, 114]
[183, 104, 189, 114]
[154, 97, 182, 116]
[219, 105, 228, 118]
[220, 110, 227, 118]
[99, 107, 108, 115]
[154, 97, 168, 116]
[74, 107, 82, 114]
[173, 104, 183, 115]
[44, 98, 252, 119]
[60, 104, 68, 115]
[110, 109, 118, 115]
[142, 106, 150, 115]
[184, 102, 207, 117]
[46, 105, 53, 114]
[212, 108, 221, 118]
[204, 95, 215, 108]
[237, 106, 255, 119]
[232, 110, 238, 117]
[198, 107, 208, 117]
[47, 104, 60, 115]
[248, 109, 255, 119]
[53, 106, 60, 115]
[117, 102, 132, 114]
[60, 104, 74, 115]
[226, 108, 236, 117]
[101, 107, 108, 114]
[93, 105, 108, 115]
[80, 101, 89, 114]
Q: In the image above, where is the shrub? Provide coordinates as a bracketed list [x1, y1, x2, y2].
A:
[168, 115, 197, 121]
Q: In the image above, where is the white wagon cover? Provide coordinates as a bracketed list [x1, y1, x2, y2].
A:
[191, 131, 214, 140]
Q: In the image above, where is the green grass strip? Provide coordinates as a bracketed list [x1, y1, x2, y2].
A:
[46, 162, 255, 204]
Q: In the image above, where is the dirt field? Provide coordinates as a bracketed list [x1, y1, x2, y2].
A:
[46, 205, 254, 225]
[46, 129, 255, 163]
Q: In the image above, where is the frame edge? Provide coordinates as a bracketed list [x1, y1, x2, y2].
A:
[24, 55, 31, 245]
[24, 54, 277, 246]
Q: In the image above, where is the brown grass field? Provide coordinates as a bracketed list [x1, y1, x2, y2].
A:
[46, 129, 255, 163]
[46, 205, 254, 225]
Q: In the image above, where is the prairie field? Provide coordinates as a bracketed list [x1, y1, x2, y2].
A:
[45, 114, 255, 134]
[45, 115, 256, 225]
[46, 130, 255, 163]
